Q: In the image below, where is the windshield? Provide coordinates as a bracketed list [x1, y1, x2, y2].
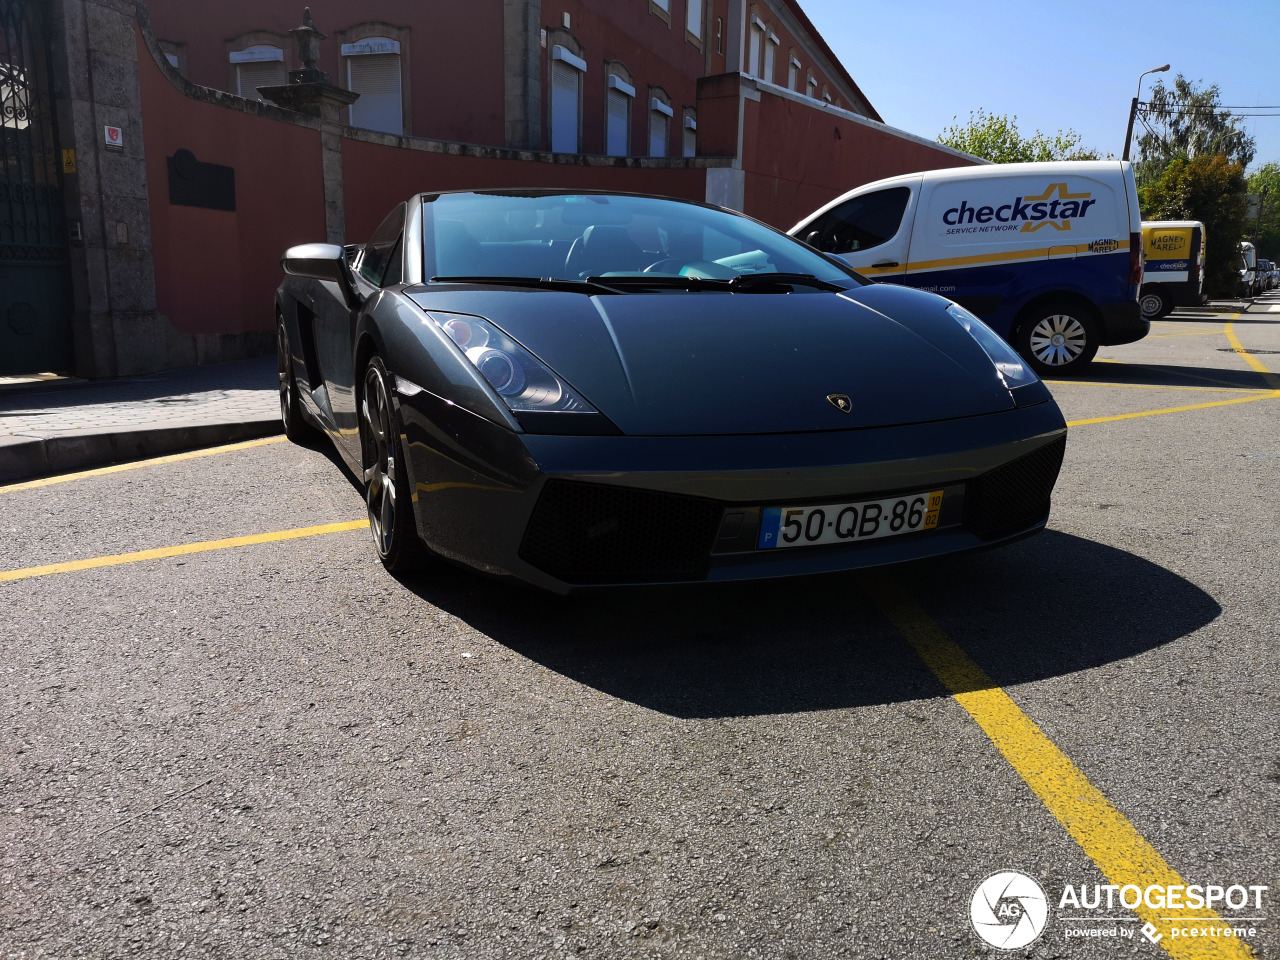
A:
[423, 192, 862, 287]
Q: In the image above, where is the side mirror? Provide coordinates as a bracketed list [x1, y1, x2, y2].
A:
[282, 243, 362, 308]
[282, 243, 348, 283]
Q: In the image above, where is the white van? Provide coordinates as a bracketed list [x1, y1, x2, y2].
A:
[1239, 241, 1258, 298]
[790, 161, 1147, 375]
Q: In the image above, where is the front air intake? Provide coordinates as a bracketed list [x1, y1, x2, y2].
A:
[965, 435, 1067, 540]
[520, 479, 723, 584]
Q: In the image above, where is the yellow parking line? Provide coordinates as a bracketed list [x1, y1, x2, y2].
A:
[1224, 318, 1280, 390]
[0, 519, 368, 583]
[864, 573, 1255, 959]
[1067, 390, 1280, 427]
[0, 435, 288, 495]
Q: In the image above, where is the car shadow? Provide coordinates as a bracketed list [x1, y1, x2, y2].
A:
[1051, 360, 1275, 390]
[393, 530, 1220, 719]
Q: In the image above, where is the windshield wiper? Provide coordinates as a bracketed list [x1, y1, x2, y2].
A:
[430, 276, 622, 295]
[728, 272, 848, 292]
[583, 273, 849, 293]
[585, 274, 728, 291]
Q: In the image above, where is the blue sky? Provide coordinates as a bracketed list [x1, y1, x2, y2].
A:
[801, 0, 1279, 172]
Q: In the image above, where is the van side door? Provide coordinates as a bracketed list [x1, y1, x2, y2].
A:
[793, 180, 920, 282]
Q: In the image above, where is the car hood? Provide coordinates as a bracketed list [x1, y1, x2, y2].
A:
[406, 286, 1015, 436]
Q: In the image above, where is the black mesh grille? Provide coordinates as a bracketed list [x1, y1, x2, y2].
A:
[965, 435, 1067, 540]
[520, 480, 723, 584]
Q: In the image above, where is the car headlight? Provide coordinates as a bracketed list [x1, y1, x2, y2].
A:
[945, 302, 1038, 389]
[426, 312, 595, 413]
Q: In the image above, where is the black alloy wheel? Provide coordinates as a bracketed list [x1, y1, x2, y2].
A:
[277, 321, 313, 442]
[360, 356, 425, 573]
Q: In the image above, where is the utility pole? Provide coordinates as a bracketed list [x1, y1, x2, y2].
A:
[1122, 64, 1170, 162]
[1122, 97, 1139, 162]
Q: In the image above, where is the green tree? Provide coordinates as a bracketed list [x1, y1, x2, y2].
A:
[1246, 162, 1280, 259]
[1139, 154, 1248, 298]
[1134, 76, 1255, 186]
[939, 110, 1102, 163]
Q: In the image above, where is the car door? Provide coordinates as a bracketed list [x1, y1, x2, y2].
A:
[793, 180, 919, 283]
[315, 203, 405, 460]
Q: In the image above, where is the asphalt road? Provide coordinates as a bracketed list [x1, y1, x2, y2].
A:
[2, 302, 1277, 960]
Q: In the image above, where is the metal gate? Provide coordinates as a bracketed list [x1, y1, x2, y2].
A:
[1, 0, 71, 375]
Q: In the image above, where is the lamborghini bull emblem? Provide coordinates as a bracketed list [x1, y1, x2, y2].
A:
[827, 393, 852, 413]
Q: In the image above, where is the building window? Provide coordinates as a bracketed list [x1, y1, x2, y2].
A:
[763, 30, 778, 84]
[550, 44, 586, 153]
[682, 110, 696, 158]
[747, 16, 765, 77]
[649, 0, 671, 24]
[822, 85, 833, 103]
[159, 40, 186, 76]
[716, 17, 723, 54]
[648, 88, 672, 157]
[686, 0, 703, 39]
[229, 45, 286, 101]
[605, 68, 634, 156]
[343, 38, 404, 134]
[806, 74, 818, 99]
[788, 54, 800, 91]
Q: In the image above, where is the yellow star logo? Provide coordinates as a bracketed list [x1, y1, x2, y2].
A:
[1020, 183, 1093, 233]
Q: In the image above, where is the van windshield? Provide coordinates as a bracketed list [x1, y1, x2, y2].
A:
[798, 187, 910, 254]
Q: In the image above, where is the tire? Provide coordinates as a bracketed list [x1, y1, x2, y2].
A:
[1015, 302, 1099, 377]
[277, 320, 315, 442]
[1139, 287, 1170, 320]
[360, 355, 427, 573]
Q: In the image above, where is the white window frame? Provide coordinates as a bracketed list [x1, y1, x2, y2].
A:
[682, 115, 697, 158]
[230, 46, 285, 101]
[686, 0, 703, 38]
[806, 75, 818, 99]
[649, 96, 672, 158]
[788, 55, 801, 91]
[606, 74, 634, 157]
[747, 16, 765, 77]
[550, 45, 586, 153]
[763, 31, 778, 84]
[343, 39, 404, 135]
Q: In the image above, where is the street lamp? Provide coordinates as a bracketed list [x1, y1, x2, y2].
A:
[1122, 64, 1170, 161]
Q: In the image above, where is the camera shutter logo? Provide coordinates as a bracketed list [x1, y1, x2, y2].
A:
[969, 871, 1049, 950]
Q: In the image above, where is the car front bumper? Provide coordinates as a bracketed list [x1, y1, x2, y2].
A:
[397, 390, 1068, 594]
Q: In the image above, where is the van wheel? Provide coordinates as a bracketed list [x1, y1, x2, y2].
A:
[1016, 303, 1099, 377]
[1139, 288, 1171, 320]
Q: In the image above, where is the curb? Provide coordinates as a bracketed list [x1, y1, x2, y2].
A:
[0, 419, 283, 484]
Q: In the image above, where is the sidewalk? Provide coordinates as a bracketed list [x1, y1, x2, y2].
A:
[0, 356, 281, 484]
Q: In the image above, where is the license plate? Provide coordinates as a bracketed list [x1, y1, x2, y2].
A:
[757, 490, 944, 549]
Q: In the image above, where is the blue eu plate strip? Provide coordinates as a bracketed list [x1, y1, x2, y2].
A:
[758, 508, 781, 549]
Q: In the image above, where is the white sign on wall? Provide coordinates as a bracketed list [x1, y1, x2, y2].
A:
[104, 125, 123, 147]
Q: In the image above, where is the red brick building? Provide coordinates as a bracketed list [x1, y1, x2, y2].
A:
[4, 0, 976, 379]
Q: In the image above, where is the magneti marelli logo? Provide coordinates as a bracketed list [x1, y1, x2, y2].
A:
[970, 871, 1050, 950]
